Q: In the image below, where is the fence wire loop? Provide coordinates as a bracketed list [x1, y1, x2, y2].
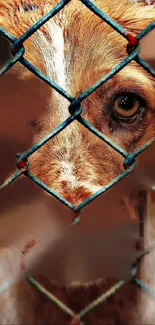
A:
[123, 155, 135, 170]
[126, 33, 139, 54]
[70, 314, 83, 325]
[11, 42, 25, 56]
[0, 0, 155, 322]
[16, 158, 29, 173]
[69, 99, 83, 116]
[72, 211, 81, 225]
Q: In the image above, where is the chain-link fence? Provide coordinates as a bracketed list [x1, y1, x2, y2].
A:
[0, 0, 155, 324]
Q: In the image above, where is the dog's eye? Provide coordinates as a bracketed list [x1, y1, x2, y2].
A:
[113, 93, 142, 120]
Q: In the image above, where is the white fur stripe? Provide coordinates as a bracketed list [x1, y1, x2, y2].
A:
[36, 21, 68, 121]
[60, 161, 102, 193]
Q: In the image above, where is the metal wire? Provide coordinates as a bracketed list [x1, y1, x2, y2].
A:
[0, 0, 155, 323]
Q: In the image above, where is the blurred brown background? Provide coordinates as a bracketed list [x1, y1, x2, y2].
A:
[0, 29, 154, 286]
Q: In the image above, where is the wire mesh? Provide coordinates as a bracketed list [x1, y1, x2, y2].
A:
[0, 0, 155, 324]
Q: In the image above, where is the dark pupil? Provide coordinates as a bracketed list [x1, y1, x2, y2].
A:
[117, 95, 136, 111]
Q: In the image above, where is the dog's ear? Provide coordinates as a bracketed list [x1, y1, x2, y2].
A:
[97, 0, 155, 34]
[117, 0, 155, 34]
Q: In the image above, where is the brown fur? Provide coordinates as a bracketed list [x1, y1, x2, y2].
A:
[0, 0, 155, 324]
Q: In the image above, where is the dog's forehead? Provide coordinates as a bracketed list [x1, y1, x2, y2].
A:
[27, 5, 126, 82]
[1, 0, 154, 87]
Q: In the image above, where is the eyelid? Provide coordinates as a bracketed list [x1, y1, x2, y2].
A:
[102, 85, 145, 112]
[113, 89, 146, 106]
[112, 107, 145, 123]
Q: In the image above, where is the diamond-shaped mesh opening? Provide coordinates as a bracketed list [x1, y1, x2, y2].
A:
[28, 121, 126, 210]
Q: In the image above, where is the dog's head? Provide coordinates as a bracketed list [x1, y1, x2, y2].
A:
[0, 0, 155, 207]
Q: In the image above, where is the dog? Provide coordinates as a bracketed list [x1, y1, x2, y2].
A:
[0, 0, 155, 324]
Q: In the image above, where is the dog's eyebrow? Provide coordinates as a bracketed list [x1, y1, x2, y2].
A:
[117, 67, 154, 106]
[119, 67, 153, 86]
